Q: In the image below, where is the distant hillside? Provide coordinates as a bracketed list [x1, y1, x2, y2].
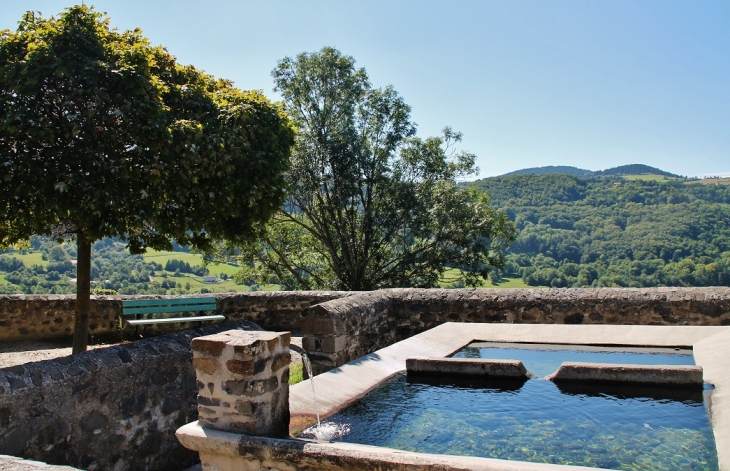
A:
[502, 166, 592, 177]
[596, 164, 680, 177]
[467, 173, 730, 289]
[501, 164, 680, 178]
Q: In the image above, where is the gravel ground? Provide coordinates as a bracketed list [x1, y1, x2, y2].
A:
[0, 340, 116, 369]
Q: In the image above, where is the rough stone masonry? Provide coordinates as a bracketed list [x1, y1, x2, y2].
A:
[190, 330, 291, 438]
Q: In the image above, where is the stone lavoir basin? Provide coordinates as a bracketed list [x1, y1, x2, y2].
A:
[178, 323, 730, 471]
[306, 343, 715, 470]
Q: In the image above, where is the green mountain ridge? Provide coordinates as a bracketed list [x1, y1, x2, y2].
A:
[467, 173, 730, 288]
[502, 164, 680, 178]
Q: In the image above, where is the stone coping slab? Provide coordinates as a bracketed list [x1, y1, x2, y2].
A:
[0, 455, 79, 470]
[289, 323, 730, 470]
[177, 421, 605, 471]
[546, 362, 703, 386]
[405, 357, 531, 379]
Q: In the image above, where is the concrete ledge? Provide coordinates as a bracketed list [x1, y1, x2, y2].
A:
[0, 455, 80, 470]
[406, 357, 532, 379]
[176, 422, 606, 471]
[547, 362, 704, 387]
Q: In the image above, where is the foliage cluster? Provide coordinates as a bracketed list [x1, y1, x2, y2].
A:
[0, 236, 219, 295]
[468, 175, 730, 287]
[210, 47, 516, 290]
[163, 259, 209, 277]
[0, 6, 294, 253]
[0, 6, 293, 351]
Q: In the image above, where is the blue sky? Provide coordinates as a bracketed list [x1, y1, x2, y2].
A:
[3, 1, 728, 178]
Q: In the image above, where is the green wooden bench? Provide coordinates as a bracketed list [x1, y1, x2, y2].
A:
[122, 297, 225, 326]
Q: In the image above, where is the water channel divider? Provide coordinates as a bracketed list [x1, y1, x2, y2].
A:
[547, 361, 704, 387]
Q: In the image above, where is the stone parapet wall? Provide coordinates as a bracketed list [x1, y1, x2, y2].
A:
[301, 287, 730, 373]
[4, 287, 730, 373]
[302, 291, 395, 374]
[389, 287, 730, 338]
[0, 295, 118, 343]
[0, 291, 352, 343]
[9, 287, 727, 346]
[0, 321, 260, 471]
[217, 291, 353, 332]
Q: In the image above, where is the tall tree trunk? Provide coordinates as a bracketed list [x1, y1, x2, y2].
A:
[72, 237, 91, 354]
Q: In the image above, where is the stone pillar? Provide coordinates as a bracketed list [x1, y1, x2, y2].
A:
[190, 330, 291, 438]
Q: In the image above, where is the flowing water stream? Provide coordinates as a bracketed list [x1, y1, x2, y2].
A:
[299, 352, 350, 441]
[301, 354, 320, 427]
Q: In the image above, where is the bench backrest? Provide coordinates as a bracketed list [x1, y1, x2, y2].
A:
[122, 297, 217, 316]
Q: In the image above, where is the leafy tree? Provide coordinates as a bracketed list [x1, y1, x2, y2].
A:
[0, 256, 24, 272]
[0, 284, 19, 294]
[0, 6, 293, 352]
[214, 48, 515, 290]
[48, 246, 69, 262]
[165, 259, 193, 273]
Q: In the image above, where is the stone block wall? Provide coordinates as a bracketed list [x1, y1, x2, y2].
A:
[388, 287, 730, 339]
[191, 330, 291, 438]
[217, 291, 353, 333]
[5, 288, 728, 346]
[301, 287, 730, 373]
[0, 291, 352, 343]
[4, 287, 730, 377]
[0, 295, 118, 343]
[0, 321, 260, 471]
[302, 291, 396, 374]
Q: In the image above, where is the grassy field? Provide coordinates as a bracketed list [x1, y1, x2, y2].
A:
[485, 277, 532, 288]
[142, 250, 203, 265]
[622, 174, 681, 182]
[159, 273, 280, 293]
[439, 268, 535, 288]
[8, 251, 47, 267]
[143, 250, 282, 292]
[3, 247, 537, 292]
[143, 250, 242, 277]
[687, 177, 730, 186]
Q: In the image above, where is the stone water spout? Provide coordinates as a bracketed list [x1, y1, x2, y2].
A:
[289, 344, 307, 356]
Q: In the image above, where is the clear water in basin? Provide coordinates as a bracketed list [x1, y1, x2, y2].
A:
[451, 342, 696, 377]
[304, 344, 717, 470]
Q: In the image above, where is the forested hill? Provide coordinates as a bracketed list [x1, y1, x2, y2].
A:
[467, 175, 730, 287]
[501, 164, 679, 178]
[502, 166, 593, 176]
[595, 164, 678, 177]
